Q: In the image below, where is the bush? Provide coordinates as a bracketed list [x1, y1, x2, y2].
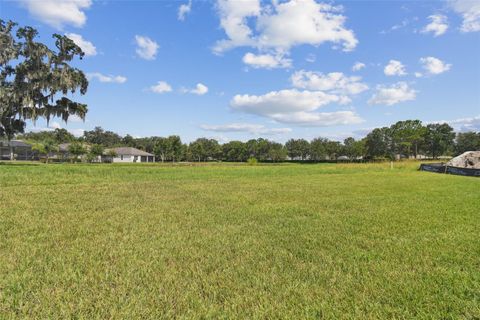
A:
[247, 157, 258, 165]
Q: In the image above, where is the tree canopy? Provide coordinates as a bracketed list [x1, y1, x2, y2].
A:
[0, 20, 88, 140]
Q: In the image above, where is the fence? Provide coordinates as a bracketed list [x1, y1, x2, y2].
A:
[419, 163, 480, 177]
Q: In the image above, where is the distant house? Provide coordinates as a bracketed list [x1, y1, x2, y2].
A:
[106, 147, 155, 163]
[0, 140, 35, 160]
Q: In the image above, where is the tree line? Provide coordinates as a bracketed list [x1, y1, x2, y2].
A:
[2, 21, 479, 163]
[17, 120, 480, 162]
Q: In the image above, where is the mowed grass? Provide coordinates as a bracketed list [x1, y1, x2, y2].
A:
[0, 162, 479, 319]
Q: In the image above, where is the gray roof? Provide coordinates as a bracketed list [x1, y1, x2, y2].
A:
[110, 147, 153, 156]
[0, 140, 32, 148]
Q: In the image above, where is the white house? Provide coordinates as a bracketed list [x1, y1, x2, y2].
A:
[107, 147, 155, 163]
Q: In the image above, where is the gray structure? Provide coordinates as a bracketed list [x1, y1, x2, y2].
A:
[0, 140, 35, 160]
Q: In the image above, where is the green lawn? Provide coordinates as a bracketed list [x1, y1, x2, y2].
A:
[0, 162, 479, 319]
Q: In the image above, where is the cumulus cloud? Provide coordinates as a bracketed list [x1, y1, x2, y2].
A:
[421, 14, 449, 37]
[150, 81, 172, 93]
[178, 0, 192, 21]
[419, 56, 452, 75]
[242, 52, 292, 69]
[214, 0, 358, 64]
[135, 35, 159, 60]
[190, 83, 209, 95]
[368, 82, 416, 106]
[384, 60, 407, 76]
[19, 0, 91, 29]
[65, 33, 96, 56]
[230, 89, 363, 126]
[291, 70, 368, 95]
[447, 115, 480, 131]
[269, 111, 363, 126]
[352, 62, 366, 71]
[49, 121, 62, 129]
[87, 72, 127, 83]
[449, 0, 480, 32]
[201, 123, 291, 135]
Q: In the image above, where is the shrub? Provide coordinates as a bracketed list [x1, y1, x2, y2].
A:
[247, 157, 258, 165]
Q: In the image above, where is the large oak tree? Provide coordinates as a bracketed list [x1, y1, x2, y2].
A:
[0, 20, 88, 141]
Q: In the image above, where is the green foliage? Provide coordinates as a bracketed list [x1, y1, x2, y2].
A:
[247, 157, 258, 165]
[68, 141, 86, 162]
[83, 127, 122, 147]
[17, 128, 75, 144]
[365, 121, 456, 160]
[365, 127, 392, 159]
[153, 135, 184, 162]
[343, 137, 366, 160]
[222, 140, 248, 162]
[0, 163, 478, 318]
[89, 144, 104, 157]
[31, 139, 58, 163]
[455, 131, 480, 155]
[188, 138, 221, 162]
[0, 20, 88, 140]
[86, 144, 104, 163]
[424, 123, 455, 158]
[285, 139, 310, 160]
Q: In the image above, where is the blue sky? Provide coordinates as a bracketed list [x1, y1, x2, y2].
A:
[2, 0, 480, 142]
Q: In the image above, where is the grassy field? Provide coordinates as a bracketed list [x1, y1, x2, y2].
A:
[0, 161, 479, 319]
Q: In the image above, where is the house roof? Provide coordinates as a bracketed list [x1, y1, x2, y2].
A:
[109, 147, 154, 156]
[0, 140, 32, 148]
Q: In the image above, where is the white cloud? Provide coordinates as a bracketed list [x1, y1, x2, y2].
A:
[150, 81, 172, 94]
[449, 0, 480, 32]
[414, 72, 423, 78]
[230, 89, 363, 126]
[269, 111, 364, 126]
[201, 123, 291, 135]
[384, 60, 407, 76]
[214, 0, 260, 53]
[192, 83, 209, 95]
[65, 33, 96, 56]
[68, 115, 84, 122]
[368, 82, 416, 106]
[87, 73, 127, 84]
[232, 89, 340, 115]
[19, 0, 91, 29]
[290, 70, 368, 95]
[188, 83, 209, 95]
[421, 14, 449, 37]
[178, 0, 192, 21]
[352, 62, 366, 71]
[49, 121, 62, 129]
[242, 52, 292, 69]
[419, 56, 452, 75]
[448, 115, 480, 131]
[214, 0, 357, 57]
[135, 35, 159, 60]
[70, 129, 85, 137]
